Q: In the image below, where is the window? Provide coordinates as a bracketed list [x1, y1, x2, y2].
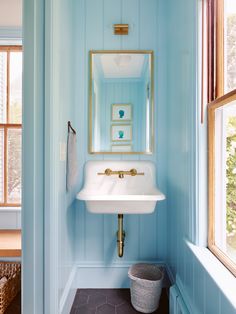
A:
[207, 0, 236, 275]
[208, 91, 236, 276]
[207, 0, 236, 99]
[0, 46, 22, 207]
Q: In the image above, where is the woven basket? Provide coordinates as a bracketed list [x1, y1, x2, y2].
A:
[128, 263, 164, 313]
[0, 262, 21, 314]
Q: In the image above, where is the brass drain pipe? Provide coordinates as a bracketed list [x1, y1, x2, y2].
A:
[117, 214, 125, 257]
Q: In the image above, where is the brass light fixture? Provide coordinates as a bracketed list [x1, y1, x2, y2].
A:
[114, 24, 129, 35]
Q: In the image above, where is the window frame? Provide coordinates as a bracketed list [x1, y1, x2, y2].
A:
[207, 0, 236, 276]
[208, 89, 236, 277]
[207, 0, 225, 102]
[0, 45, 22, 207]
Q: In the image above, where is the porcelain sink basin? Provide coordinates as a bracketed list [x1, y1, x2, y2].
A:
[77, 161, 165, 214]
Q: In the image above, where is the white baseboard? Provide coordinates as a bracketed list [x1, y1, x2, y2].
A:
[74, 261, 170, 289]
[59, 266, 77, 314]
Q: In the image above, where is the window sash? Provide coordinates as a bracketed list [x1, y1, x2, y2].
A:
[207, 0, 225, 101]
[0, 46, 22, 207]
[208, 88, 236, 276]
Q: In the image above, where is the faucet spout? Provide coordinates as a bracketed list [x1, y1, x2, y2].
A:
[118, 171, 124, 179]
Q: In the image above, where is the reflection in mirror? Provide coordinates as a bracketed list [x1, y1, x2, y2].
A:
[89, 51, 154, 154]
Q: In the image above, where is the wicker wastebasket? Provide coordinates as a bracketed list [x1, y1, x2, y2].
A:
[0, 262, 21, 314]
[128, 263, 164, 313]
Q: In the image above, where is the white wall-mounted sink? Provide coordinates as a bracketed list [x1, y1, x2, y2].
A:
[77, 161, 165, 214]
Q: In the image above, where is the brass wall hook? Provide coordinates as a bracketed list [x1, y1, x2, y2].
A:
[68, 121, 76, 134]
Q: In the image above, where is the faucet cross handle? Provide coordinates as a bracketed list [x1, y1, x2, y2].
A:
[130, 168, 137, 176]
[104, 168, 112, 176]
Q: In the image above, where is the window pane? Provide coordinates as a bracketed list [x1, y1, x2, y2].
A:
[224, 0, 236, 93]
[9, 52, 22, 124]
[0, 129, 4, 203]
[226, 105, 236, 262]
[214, 100, 236, 263]
[7, 128, 21, 204]
[0, 52, 7, 123]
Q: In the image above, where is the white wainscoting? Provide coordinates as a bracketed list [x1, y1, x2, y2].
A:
[0, 209, 21, 229]
[74, 262, 170, 289]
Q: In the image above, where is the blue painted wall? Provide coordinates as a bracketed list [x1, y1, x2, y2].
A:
[23, 1, 44, 313]
[43, 0, 77, 311]
[73, 0, 167, 286]
[53, 0, 76, 308]
[165, 0, 236, 313]
[23, 0, 236, 312]
[55, 0, 76, 303]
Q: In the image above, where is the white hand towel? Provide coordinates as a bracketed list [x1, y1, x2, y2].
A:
[66, 130, 78, 191]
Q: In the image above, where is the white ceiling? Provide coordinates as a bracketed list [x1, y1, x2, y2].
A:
[0, 0, 22, 27]
[100, 54, 145, 79]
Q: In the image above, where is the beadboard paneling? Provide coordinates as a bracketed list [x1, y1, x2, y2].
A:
[166, 0, 236, 313]
[74, 0, 167, 276]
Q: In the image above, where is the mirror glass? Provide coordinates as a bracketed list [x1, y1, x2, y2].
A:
[89, 51, 154, 154]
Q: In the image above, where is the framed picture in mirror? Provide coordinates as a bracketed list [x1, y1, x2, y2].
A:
[112, 104, 132, 121]
[111, 124, 132, 142]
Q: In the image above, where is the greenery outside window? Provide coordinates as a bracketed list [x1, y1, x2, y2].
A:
[0, 46, 22, 207]
[208, 0, 236, 276]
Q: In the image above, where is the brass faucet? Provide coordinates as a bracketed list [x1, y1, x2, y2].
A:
[97, 168, 144, 179]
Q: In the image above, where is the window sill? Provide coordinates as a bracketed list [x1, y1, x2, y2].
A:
[187, 240, 236, 308]
[0, 230, 21, 257]
[0, 207, 21, 212]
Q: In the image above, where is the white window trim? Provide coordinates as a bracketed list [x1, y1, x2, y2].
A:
[0, 209, 21, 229]
[0, 207, 21, 212]
[195, 0, 208, 247]
[0, 27, 22, 45]
[0, 28, 22, 225]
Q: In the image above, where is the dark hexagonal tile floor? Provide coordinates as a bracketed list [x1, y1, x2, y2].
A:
[70, 288, 169, 314]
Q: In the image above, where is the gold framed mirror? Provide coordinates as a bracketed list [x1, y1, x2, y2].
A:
[89, 50, 154, 154]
